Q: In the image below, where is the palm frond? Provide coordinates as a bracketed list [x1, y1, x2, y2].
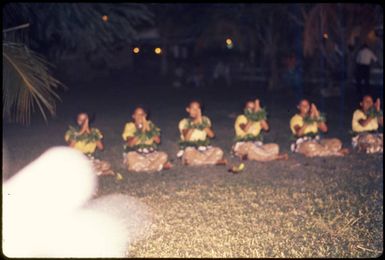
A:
[3, 41, 65, 124]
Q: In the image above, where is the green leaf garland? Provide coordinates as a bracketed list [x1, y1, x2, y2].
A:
[244, 108, 267, 122]
[290, 132, 320, 141]
[66, 125, 102, 144]
[365, 107, 383, 118]
[124, 143, 158, 153]
[134, 122, 160, 141]
[178, 139, 210, 149]
[303, 112, 327, 125]
[234, 133, 264, 143]
[185, 117, 210, 130]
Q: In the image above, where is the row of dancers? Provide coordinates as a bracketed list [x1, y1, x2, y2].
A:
[64, 95, 383, 175]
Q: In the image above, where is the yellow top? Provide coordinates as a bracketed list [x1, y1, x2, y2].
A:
[290, 114, 318, 136]
[234, 114, 262, 137]
[121, 121, 156, 145]
[64, 128, 103, 155]
[352, 109, 379, 133]
[178, 116, 212, 141]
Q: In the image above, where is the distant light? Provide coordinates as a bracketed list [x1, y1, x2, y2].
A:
[133, 47, 140, 54]
[102, 15, 109, 22]
[226, 38, 233, 49]
[323, 33, 328, 39]
[154, 47, 162, 55]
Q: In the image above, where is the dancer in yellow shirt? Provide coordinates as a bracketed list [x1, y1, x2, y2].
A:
[65, 112, 114, 176]
[177, 100, 226, 166]
[122, 107, 172, 172]
[351, 95, 383, 153]
[232, 99, 287, 161]
[290, 99, 349, 157]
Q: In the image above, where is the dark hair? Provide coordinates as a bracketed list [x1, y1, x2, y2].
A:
[133, 105, 150, 119]
[76, 111, 95, 124]
[188, 99, 202, 108]
[243, 100, 253, 108]
[362, 94, 373, 101]
[297, 98, 309, 106]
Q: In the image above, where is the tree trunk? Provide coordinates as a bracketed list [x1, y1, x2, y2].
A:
[266, 17, 278, 91]
[346, 50, 355, 89]
[268, 46, 279, 91]
[161, 40, 168, 75]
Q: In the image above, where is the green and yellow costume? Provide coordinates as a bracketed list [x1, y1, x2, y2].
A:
[64, 126, 103, 155]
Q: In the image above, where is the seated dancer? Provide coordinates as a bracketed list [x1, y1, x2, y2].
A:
[122, 107, 172, 172]
[290, 99, 349, 157]
[351, 95, 383, 154]
[64, 113, 115, 176]
[177, 100, 227, 166]
[232, 99, 288, 161]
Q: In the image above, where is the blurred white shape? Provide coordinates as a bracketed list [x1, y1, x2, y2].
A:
[4, 147, 96, 214]
[2, 146, 152, 257]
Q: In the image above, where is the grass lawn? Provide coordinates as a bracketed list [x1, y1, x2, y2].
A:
[3, 73, 383, 257]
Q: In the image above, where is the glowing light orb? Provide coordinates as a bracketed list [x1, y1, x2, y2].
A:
[154, 47, 162, 55]
[133, 47, 140, 54]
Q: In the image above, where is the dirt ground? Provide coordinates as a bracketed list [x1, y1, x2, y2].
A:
[3, 71, 383, 257]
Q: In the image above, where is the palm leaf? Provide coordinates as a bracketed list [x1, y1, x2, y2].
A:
[3, 41, 65, 124]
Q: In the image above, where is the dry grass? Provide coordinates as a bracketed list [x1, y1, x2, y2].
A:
[4, 78, 383, 258]
[96, 153, 383, 258]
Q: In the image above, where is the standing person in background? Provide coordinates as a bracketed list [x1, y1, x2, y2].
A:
[355, 43, 378, 98]
[283, 52, 303, 102]
[212, 60, 231, 87]
[187, 62, 205, 88]
[173, 61, 185, 89]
